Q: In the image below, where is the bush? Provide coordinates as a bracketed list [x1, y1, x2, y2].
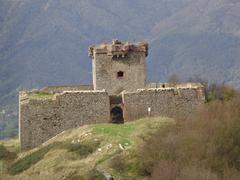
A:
[0, 144, 16, 160]
[8, 143, 53, 175]
[137, 124, 176, 176]
[110, 154, 127, 173]
[136, 93, 240, 179]
[151, 160, 179, 180]
[0, 144, 9, 160]
[8, 140, 100, 175]
[178, 166, 218, 180]
[206, 83, 236, 102]
[85, 169, 106, 180]
[67, 141, 100, 157]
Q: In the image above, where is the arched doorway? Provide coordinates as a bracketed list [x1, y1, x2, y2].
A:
[111, 106, 124, 124]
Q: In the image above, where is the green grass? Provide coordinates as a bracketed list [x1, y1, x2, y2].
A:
[1, 117, 173, 179]
[8, 140, 100, 175]
[27, 92, 54, 99]
[0, 144, 10, 160]
[94, 123, 135, 145]
[67, 140, 100, 157]
[8, 143, 56, 175]
[0, 144, 16, 161]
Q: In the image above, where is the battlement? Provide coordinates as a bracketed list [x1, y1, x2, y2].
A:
[88, 39, 148, 59]
[89, 39, 147, 95]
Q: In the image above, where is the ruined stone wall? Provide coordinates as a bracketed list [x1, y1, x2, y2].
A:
[122, 87, 205, 121]
[40, 85, 93, 93]
[146, 82, 203, 89]
[93, 52, 146, 95]
[19, 90, 110, 150]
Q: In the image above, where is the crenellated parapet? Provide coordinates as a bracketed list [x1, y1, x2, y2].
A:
[88, 39, 148, 59]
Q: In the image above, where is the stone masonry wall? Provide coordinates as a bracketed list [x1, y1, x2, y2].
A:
[93, 52, 146, 95]
[19, 90, 110, 150]
[146, 82, 203, 89]
[122, 87, 205, 121]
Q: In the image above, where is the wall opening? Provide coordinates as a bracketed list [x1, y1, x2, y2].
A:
[117, 71, 124, 78]
[111, 106, 124, 124]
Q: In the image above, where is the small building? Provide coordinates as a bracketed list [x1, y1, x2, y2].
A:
[19, 40, 205, 150]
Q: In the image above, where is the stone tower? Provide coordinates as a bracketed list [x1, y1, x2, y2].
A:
[89, 39, 148, 95]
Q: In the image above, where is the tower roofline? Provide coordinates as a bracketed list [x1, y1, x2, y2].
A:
[88, 39, 148, 59]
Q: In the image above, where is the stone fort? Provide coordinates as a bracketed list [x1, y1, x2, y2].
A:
[19, 40, 205, 150]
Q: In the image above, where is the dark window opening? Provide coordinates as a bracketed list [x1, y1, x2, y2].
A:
[162, 84, 165, 88]
[112, 54, 127, 60]
[117, 71, 124, 78]
[111, 106, 124, 124]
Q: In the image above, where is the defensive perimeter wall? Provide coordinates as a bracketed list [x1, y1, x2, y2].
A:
[19, 90, 110, 150]
[123, 85, 205, 121]
[19, 83, 204, 150]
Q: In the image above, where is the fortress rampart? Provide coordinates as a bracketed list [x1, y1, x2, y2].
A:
[19, 40, 205, 150]
[19, 90, 110, 150]
[123, 85, 205, 121]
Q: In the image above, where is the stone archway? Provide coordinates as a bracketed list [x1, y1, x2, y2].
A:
[111, 106, 124, 124]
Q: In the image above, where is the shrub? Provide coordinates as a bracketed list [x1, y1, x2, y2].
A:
[70, 169, 105, 180]
[0, 144, 9, 160]
[188, 77, 236, 102]
[178, 166, 218, 180]
[151, 160, 179, 180]
[137, 92, 240, 179]
[8, 142, 60, 175]
[206, 83, 236, 102]
[67, 141, 100, 157]
[110, 154, 127, 173]
[0, 144, 16, 160]
[137, 124, 176, 176]
[8, 145, 51, 175]
[8, 140, 100, 175]
[85, 169, 106, 180]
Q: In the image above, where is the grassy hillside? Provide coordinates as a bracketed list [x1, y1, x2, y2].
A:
[0, 117, 173, 179]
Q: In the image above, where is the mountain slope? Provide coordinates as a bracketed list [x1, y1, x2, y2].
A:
[149, 0, 240, 85]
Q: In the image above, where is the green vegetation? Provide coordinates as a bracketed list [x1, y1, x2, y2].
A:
[8, 140, 100, 175]
[205, 83, 236, 102]
[94, 123, 136, 145]
[0, 117, 170, 179]
[0, 145, 8, 160]
[27, 92, 55, 99]
[109, 154, 127, 173]
[0, 144, 11, 160]
[133, 93, 240, 179]
[67, 140, 100, 157]
[2, 85, 240, 179]
[0, 104, 18, 140]
[81, 169, 106, 180]
[8, 143, 55, 175]
[0, 143, 16, 161]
